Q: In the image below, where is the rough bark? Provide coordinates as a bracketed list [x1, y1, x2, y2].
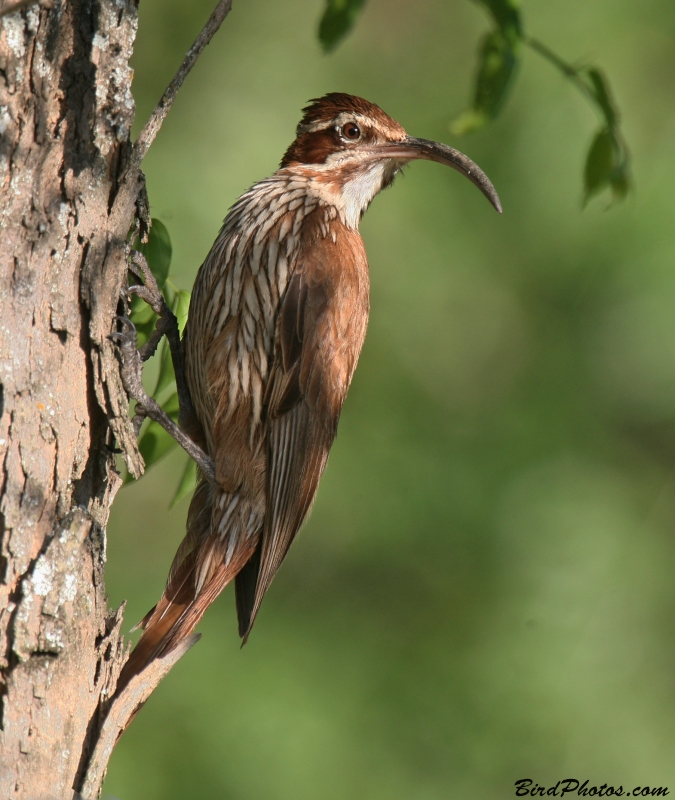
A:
[0, 1, 142, 795]
[0, 0, 230, 795]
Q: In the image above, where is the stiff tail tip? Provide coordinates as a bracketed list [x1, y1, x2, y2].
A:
[115, 630, 202, 697]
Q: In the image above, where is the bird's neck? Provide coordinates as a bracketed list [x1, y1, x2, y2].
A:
[278, 161, 400, 231]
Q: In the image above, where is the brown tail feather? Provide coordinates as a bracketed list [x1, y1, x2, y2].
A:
[130, 603, 156, 633]
[116, 550, 240, 692]
[116, 480, 214, 694]
[115, 552, 252, 693]
[234, 542, 262, 638]
[116, 549, 197, 692]
[116, 480, 260, 694]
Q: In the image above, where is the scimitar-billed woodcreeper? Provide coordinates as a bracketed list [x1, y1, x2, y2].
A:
[115, 93, 501, 690]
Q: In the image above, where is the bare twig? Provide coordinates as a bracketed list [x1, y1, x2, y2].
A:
[109, 0, 232, 256]
[525, 37, 594, 104]
[130, 0, 232, 171]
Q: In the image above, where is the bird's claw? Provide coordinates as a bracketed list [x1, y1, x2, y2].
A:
[110, 316, 148, 406]
[124, 251, 176, 360]
[109, 316, 140, 359]
[127, 282, 165, 316]
[128, 250, 165, 311]
[111, 247, 215, 482]
[110, 314, 138, 340]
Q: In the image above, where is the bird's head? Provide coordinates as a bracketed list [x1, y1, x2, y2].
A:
[280, 93, 501, 228]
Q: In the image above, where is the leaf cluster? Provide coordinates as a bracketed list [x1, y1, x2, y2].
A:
[450, 0, 521, 136]
[579, 68, 630, 204]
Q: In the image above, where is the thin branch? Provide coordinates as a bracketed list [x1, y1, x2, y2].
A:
[525, 39, 629, 144]
[130, 0, 232, 171]
[525, 34, 631, 193]
[525, 36, 600, 119]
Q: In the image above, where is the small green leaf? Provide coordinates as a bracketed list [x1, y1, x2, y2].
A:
[154, 339, 176, 396]
[584, 128, 619, 204]
[610, 164, 631, 203]
[585, 67, 617, 129]
[474, 30, 519, 117]
[170, 456, 198, 508]
[129, 294, 155, 323]
[139, 218, 172, 290]
[318, 0, 367, 52]
[475, 0, 522, 42]
[173, 290, 191, 336]
[450, 109, 490, 137]
[524, 40, 631, 207]
[138, 421, 178, 469]
[451, 28, 519, 135]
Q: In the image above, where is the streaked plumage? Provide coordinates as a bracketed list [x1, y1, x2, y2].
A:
[118, 93, 500, 686]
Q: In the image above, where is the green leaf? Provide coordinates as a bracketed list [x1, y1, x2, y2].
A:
[584, 128, 614, 203]
[318, 0, 367, 52]
[170, 456, 198, 508]
[139, 218, 172, 290]
[475, 0, 522, 42]
[129, 294, 155, 323]
[524, 39, 631, 207]
[610, 163, 631, 203]
[154, 339, 176, 396]
[473, 30, 520, 117]
[585, 67, 617, 129]
[583, 127, 631, 206]
[450, 109, 490, 137]
[173, 290, 191, 336]
[138, 421, 178, 470]
[451, 28, 519, 135]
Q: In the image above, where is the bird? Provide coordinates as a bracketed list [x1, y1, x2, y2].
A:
[117, 92, 500, 688]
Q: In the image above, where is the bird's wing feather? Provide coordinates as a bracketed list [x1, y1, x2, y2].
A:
[236, 229, 369, 637]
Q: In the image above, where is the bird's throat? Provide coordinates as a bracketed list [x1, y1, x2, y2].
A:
[294, 159, 401, 230]
[337, 161, 398, 229]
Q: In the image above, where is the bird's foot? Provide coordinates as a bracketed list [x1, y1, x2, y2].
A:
[127, 250, 177, 363]
[125, 249, 197, 433]
[110, 315, 216, 483]
[110, 315, 149, 405]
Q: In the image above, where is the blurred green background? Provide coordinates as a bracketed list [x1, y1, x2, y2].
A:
[103, 0, 675, 797]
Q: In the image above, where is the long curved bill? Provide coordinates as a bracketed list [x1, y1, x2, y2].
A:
[373, 136, 502, 213]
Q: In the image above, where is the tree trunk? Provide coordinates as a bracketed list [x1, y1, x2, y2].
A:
[0, 0, 149, 795]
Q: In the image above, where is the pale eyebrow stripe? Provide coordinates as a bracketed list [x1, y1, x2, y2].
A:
[299, 113, 375, 135]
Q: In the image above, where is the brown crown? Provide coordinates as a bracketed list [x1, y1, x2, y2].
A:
[296, 93, 400, 134]
[280, 93, 406, 168]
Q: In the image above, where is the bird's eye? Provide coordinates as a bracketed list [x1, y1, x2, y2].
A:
[341, 122, 361, 141]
